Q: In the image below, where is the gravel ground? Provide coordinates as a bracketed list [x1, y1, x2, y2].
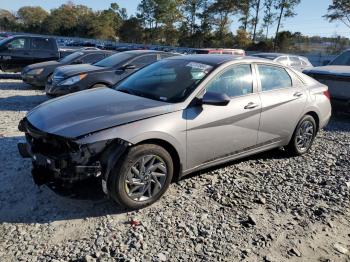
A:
[0, 79, 349, 262]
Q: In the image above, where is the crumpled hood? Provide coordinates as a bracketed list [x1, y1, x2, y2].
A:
[303, 65, 350, 77]
[26, 87, 179, 138]
[56, 64, 104, 78]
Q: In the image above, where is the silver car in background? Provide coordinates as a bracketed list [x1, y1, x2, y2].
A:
[252, 53, 313, 71]
[18, 55, 331, 209]
[303, 49, 350, 113]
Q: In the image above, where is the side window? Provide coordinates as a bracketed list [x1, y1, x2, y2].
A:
[132, 55, 158, 68]
[31, 38, 53, 50]
[82, 53, 105, 64]
[300, 58, 310, 66]
[160, 53, 175, 59]
[7, 38, 27, 49]
[276, 56, 289, 66]
[289, 56, 302, 66]
[257, 64, 292, 91]
[206, 64, 253, 97]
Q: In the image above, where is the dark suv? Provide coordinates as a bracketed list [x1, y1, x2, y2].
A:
[0, 35, 60, 72]
[21, 50, 115, 87]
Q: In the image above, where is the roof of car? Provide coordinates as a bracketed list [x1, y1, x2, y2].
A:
[252, 52, 288, 58]
[252, 52, 309, 60]
[122, 50, 168, 55]
[167, 54, 268, 66]
[80, 50, 115, 54]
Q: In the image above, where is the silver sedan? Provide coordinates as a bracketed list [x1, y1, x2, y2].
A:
[18, 55, 332, 209]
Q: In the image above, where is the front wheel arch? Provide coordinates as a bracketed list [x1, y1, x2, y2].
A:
[135, 139, 181, 182]
[90, 82, 110, 89]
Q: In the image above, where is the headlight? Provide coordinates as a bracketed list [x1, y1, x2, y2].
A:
[58, 74, 87, 86]
[27, 68, 44, 75]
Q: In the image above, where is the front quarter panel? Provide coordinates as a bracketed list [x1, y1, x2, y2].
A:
[76, 110, 187, 170]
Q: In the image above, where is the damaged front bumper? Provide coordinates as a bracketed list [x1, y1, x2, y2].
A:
[18, 118, 128, 189]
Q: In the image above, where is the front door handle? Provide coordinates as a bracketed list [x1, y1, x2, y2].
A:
[244, 102, 259, 109]
[293, 92, 303, 97]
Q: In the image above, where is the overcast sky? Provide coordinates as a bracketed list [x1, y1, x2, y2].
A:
[2, 0, 349, 38]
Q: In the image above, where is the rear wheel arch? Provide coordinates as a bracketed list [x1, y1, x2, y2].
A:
[304, 111, 320, 132]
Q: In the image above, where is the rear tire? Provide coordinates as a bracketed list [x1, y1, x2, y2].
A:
[286, 115, 317, 156]
[108, 144, 174, 209]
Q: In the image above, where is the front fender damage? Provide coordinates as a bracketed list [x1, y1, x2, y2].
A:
[18, 117, 132, 192]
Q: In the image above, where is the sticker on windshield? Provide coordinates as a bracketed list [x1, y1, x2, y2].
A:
[186, 62, 212, 71]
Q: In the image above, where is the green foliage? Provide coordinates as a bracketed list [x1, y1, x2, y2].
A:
[4, 0, 338, 54]
[17, 6, 48, 33]
[0, 9, 17, 31]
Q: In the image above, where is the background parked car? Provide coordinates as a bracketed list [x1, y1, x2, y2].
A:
[251, 53, 313, 71]
[0, 35, 73, 72]
[45, 50, 178, 97]
[21, 50, 115, 87]
[303, 49, 350, 113]
[192, 48, 245, 55]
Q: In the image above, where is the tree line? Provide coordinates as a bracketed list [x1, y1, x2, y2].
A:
[0, 0, 348, 52]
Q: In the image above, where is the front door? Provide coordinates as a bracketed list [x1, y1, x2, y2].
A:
[186, 64, 261, 169]
[3, 37, 31, 71]
[255, 64, 307, 145]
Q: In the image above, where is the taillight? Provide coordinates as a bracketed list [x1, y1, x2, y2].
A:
[323, 90, 331, 100]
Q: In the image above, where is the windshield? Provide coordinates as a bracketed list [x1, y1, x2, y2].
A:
[94, 52, 134, 67]
[59, 52, 83, 63]
[115, 59, 214, 103]
[0, 36, 12, 46]
[330, 51, 350, 66]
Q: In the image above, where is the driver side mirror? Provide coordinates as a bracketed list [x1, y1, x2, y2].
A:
[72, 60, 83, 64]
[202, 91, 230, 106]
[118, 64, 136, 71]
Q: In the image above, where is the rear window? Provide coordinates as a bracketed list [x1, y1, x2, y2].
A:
[94, 52, 134, 68]
[31, 38, 54, 50]
[59, 52, 84, 63]
[257, 64, 292, 91]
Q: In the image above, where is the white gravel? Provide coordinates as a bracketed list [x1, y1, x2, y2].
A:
[0, 79, 349, 261]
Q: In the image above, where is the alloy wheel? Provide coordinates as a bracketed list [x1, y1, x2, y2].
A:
[296, 120, 314, 151]
[125, 154, 167, 202]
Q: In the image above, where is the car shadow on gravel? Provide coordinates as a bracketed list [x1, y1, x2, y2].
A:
[0, 95, 48, 111]
[0, 81, 41, 91]
[0, 136, 127, 224]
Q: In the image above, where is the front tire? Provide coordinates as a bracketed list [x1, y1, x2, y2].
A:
[286, 115, 317, 156]
[109, 144, 174, 209]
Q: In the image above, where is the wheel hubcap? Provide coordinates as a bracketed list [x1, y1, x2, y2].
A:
[125, 155, 167, 202]
[296, 120, 314, 151]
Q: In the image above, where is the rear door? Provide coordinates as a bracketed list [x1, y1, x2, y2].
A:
[31, 38, 58, 64]
[255, 63, 307, 145]
[186, 63, 261, 168]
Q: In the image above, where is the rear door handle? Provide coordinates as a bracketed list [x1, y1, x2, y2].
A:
[244, 102, 259, 109]
[293, 92, 303, 97]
